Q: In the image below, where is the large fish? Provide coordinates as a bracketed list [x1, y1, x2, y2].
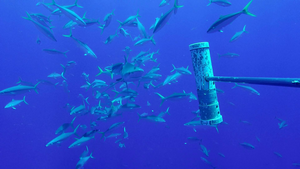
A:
[207, 0, 231, 7]
[46, 125, 80, 147]
[63, 29, 97, 58]
[207, 0, 255, 33]
[5, 96, 28, 109]
[0, 82, 41, 95]
[51, 0, 86, 26]
[22, 12, 57, 42]
[153, 0, 183, 33]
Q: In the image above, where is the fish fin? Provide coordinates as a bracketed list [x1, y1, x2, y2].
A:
[90, 152, 94, 159]
[51, 0, 56, 6]
[171, 64, 176, 72]
[243, 0, 256, 17]
[150, 35, 156, 45]
[155, 92, 165, 106]
[34, 82, 41, 94]
[71, 117, 76, 128]
[17, 77, 22, 84]
[63, 28, 73, 38]
[64, 50, 69, 58]
[243, 25, 246, 32]
[23, 96, 29, 105]
[61, 72, 66, 80]
[96, 66, 103, 76]
[99, 132, 105, 139]
[73, 124, 80, 134]
[137, 113, 142, 122]
[12, 107, 16, 110]
[136, 10, 140, 18]
[22, 12, 32, 21]
[174, 0, 184, 9]
[232, 83, 238, 89]
[207, 0, 212, 6]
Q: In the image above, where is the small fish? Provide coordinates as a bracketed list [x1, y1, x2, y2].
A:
[274, 152, 282, 158]
[163, 72, 182, 85]
[43, 49, 69, 57]
[104, 133, 122, 141]
[138, 113, 166, 122]
[170, 64, 191, 75]
[119, 142, 126, 148]
[104, 32, 118, 44]
[117, 11, 140, 27]
[207, 0, 231, 7]
[48, 72, 66, 80]
[36, 36, 41, 45]
[230, 25, 249, 42]
[123, 127, 129, 139]
[240, 142, 255, 149]
[155, 91, 197, 106]
[159, 0, 171, 7]
[76, 152, 94, 169]
[55, 117, 76, 134]
[5, 96, 28, 109]
[134, 35, 156, 46]
[200, 144, 210, 157]
[217, 53, 239, 58]
[46, 125, 80, 147]
[69, 136, 95, 148]
[232, 83, 260, 95]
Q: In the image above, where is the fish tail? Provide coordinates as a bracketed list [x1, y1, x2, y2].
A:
[150, 35, 156, 45]
[51, 0, 56, 6]
[64, 50, 69, 58]
[207, 0, 212, 6]
[232, 83, 238, 89]
[74, 0, 83, 8]
[61, 72, 67, 80]
[22, 12, 32, 21]
[63, 28, 73, 38]
[137, 113, 142, 122]
[166, 107, 170, 115]
[34, 82, 41, 94]
[23, 96, 29, 105]
[82, 12, 87, 20]
[90, 152, 95, 159]
[155, 92, 165, 106]
[70, 117, 76, 128]
[174, 0, 184, 9]
[99, 132, 106, 139]
[98, 25, 104, 34]
[96, 66, 103, 76]
[73, 124, 80, 134]
[171, 64, 176, 72]
[243, 0, 256, 17]
[243, 25, 249, 33]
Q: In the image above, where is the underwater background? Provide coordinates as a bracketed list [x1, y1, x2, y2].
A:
[1, 0, 300, 168]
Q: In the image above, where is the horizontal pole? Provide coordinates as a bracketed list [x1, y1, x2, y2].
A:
[205, 76, 300, 88]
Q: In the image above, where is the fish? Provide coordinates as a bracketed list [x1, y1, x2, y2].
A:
[207, 0, 255, 33]
[123, 46, 132, 56]
[51, 0, 86, 26]
[119, 28, 132, 39]
[76, 152, 94, 169]
[36, 36, 41, 45]
[68, 136, 95, 148]
[5, 96, 28, 109]
[123, 127, 128, 139]
[99, 9, 115, 34]
[46, 125, 80, 147]
[63, 29, 97, 58]
[158, 107, 170, 117]
[117, 11, 140, 27]
[159, 0, 171, 7]
[0, 82, 41, 95]
[138, 113, 166, 122]
[278, 121, 288, 129]
[51, 0, 83, 16]
[104, 133, 122, 141]
[232, 83, 260, 95]
[155, 91, 197, 106]
[136, 18, 148, 38]
[22, 12, 57, 42]
[149, 18, 160, 30]
[200, 157, 216, 168]
[119, 103, 141, 110]
[104, 32, 118, 44]
[217, 53, 239, 58]
[43, 49, 69, 57]
[230, 25, 249, 42]
[100, 122, 125, 138]
[207, 0, 231, 7]
[121, 63, 144, 82]
[80, 146, 89, 158]
[153, 0, 183, 33]
[47, 72, 66, 80]
[200, 144, 210, 157]
[134, 35, 156, 46]
[184, 120, 219, 133]
[240, 142, 255, 149]
[36, 2, 55, 13]
[274, 152, 282, 157]
[170, 64, 191, 75]
[163, 72, 182, 85]
[55, 117, 76, 134]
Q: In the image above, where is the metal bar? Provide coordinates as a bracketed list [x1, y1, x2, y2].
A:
[206, 76, 300, 88]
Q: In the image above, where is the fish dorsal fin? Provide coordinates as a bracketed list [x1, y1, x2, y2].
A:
[183, 90, 186, 93]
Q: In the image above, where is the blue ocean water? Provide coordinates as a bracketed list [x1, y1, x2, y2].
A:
[1, 0, 300, 168]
